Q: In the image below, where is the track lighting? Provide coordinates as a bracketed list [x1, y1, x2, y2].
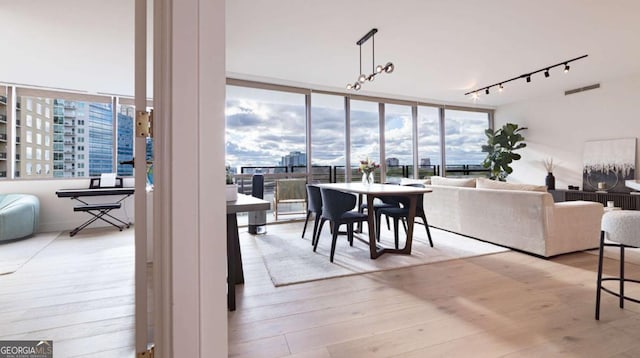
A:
[346, 29, 394, 91]
[464, 54, 588, 98]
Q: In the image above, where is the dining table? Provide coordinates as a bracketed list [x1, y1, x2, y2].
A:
[226, 193, 270, 311]
[314, 182, 432, 259]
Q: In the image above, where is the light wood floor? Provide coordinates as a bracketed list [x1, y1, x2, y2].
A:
[229, 222, 640, 358]
[0, 227, 137, 357]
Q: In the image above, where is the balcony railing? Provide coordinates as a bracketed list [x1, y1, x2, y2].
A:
[0, 133, 6, 141]
[0, 114, 6, 123]
[0, 96, 6, 104]
[0, 152, 6, 159]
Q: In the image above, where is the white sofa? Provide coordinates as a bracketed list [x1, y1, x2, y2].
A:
[423, 177, 604, 257]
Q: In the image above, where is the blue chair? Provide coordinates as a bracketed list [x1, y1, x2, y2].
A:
[376, 184, 433, 249]
[302, 184, 322, 245]
[314, 188, 368, 263]
[0, 194, 40, 242]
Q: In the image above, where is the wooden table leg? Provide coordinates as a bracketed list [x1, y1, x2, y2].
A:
[227, 213, 244, 311]
[401, 194, 417, 254]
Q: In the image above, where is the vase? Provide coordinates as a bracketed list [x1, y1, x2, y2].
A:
[545, 172, 555, 190]
[362, 172, 374, 185]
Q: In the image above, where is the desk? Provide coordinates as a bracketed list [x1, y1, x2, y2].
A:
[315, 183, 431, 259]
[56, 187, 134, 236]
[226, 194, 270, 311]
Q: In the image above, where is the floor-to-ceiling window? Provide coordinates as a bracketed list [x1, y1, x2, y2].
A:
[350, 99, 380, 182]
[310, 93, 345, 183]
[416, 105, 441, 178]
[384, 103, 413, 181]
[443, 109, 490, 177]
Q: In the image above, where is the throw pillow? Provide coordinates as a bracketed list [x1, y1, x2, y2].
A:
[430, 176, 476, 188]
[476, 177, 547, 192]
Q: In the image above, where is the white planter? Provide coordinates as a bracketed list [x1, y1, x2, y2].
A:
[225, 184, 238, 201]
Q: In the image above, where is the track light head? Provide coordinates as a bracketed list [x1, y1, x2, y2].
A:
[544, 69, 550, 78]
[384, 62, 394, 73]
[526, 75, 531, 83]
[485, 88, 490, 95]
[499, 84, 504, 92]
[564, 63, 570, 73]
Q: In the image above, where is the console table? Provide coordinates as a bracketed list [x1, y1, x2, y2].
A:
[549, 189, 640, 210]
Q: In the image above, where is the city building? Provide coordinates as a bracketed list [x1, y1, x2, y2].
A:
[386, 157, 399, 166]
[279, 151, 306, 167]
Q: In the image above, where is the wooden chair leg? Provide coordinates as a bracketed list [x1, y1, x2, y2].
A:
[301, 211, 311, 238]
[393, 217, 400, 249]
[330, 222, 339, 263]
[311, 214, 321, 246]
[314, 218, 327, 252]
[421, 213, 434, 247]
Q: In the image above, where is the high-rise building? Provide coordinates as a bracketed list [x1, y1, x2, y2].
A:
[0, 92, 7, 178]
[386, 157, 400, 166]
[420, 158, 431, 167]
[117, 106, 134, 176]
[18, 97, 54, 178]
[279, 151, 306, 167]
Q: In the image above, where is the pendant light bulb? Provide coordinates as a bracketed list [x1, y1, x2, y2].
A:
[354, 83, 361, 91]
[367, 74, 375, 82]
[498, 84, 504, 92]
[376, 65, 384, 73]
[346, 83, 353, 90]
[564, 63, 570, 73]
[384, 62, 394, 73]
[358, 74, 367, 83]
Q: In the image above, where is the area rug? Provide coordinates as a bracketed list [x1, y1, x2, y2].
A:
[253, 223, 509, 286]
[0, 231, 60, 275]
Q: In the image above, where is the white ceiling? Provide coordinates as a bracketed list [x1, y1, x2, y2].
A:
[226, 0, 640, 107]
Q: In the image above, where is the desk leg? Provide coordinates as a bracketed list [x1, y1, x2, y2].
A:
[227, 213, 244, 311]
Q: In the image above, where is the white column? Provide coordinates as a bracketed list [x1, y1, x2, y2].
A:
[154, 0, 227, 356]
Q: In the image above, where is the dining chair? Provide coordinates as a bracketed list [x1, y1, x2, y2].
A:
[314, 188, 368, 263]
[302, 184, 322, 246]
[375, 184, 433, 249]
[359, 182, 401, 239]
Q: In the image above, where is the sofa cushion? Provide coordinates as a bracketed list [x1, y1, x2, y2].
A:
[400, 178, 431, 186]
[476, 177, 547, 192]
[430, 176, 476, 188]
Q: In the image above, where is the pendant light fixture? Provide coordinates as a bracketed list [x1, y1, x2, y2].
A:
[346, 28, 394, 91]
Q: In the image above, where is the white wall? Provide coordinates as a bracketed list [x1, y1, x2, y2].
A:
[1, 178, 135, 233]
[495, 73, 640, 190]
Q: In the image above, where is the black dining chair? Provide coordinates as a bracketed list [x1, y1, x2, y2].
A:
[302, 184, 322, 245]
[375, 184, 433, 249]
[314, 188, 368, 263]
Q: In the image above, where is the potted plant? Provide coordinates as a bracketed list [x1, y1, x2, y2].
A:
[225, 165, 238, 201]
[481, 123, 527, 181]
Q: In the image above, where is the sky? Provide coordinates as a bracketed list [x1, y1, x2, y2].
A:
[225, 86, 488, 172]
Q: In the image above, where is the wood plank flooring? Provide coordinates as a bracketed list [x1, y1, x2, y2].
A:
[3, 221, 640, 357]
[229, 222, 640, 358]
[0, 227, 137, 357]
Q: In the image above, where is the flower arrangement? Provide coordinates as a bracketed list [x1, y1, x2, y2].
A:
[543, 157, 555, 173]
[359, 157, 380, 175]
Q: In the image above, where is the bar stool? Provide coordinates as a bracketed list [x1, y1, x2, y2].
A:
[595, 210, 640, 320]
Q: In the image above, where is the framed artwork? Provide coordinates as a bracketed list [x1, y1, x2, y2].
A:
[583, 138, 636, 193]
